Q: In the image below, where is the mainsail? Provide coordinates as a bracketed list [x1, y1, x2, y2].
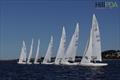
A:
[27, 39, 34, 64]
[92, 14, 101, 61]
[18, 40, 27, 64]
[34, 39, 40, 64]
[55, 27, 66, 64]
[81, 14, 102, 63]
[43, 36, 53, 64]
[65, 23, 79, 62]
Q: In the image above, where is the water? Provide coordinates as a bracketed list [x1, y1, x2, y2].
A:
[0, 60, 120, 80]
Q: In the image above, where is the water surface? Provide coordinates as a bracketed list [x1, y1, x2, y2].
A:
[0, 60, 119, 80]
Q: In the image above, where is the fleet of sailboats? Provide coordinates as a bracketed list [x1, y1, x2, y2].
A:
[18, 14, 108, 66]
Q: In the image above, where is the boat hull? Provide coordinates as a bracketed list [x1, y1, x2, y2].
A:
[42, 62, 54, 65]
[62, 62, 79, 65]
[17, 62, 26, 64]
[34, 62, 39, 64]
[26, 62, 32, 64]
[54, 61, 79, 65]
[80, 63, 108, 66]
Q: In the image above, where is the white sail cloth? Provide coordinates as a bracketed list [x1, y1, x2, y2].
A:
[43, 36, 53, 64]
[18, 40, 27, 64]
[55, 27, 66, 64]
[81, 14, 102, 64]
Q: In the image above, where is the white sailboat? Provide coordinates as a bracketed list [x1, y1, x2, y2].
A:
[55, 27, 66, 65]
[63, 23, 79, 65]
[80, 14, 108, 66]
[34, 39, 40, 64]
[27, 39, 34, 64]
[42, 36, 53, 64]
[18, 40, 27, 64]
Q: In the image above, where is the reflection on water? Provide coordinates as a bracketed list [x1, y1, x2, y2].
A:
[84, 67, 105, 80]
[0, 60, 120, 80]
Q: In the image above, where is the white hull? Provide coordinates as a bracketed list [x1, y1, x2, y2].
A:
[80, 63, 108, 67]
[17, 62, 26, 64]
[27, 62, 32, 64]
[34, 62, 39, 64]
[42, 62, 53, 65]
[54, 61, 79, 66]
[62, 62, 79, 65]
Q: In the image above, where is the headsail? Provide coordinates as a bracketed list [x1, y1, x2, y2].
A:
[43, 36, 53, 64]
[18, 40, 27, 64]
[55, 27, 66, 64]
[65, 23, 79, 62]
[34, 39, 40, 64]
[27, 39, 34, 64]
[81, 31, 92, 63]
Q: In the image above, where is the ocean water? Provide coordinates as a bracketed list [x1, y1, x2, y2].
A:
[0, 60, 120, 80]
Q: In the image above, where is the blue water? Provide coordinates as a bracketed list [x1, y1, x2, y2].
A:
[0, 60, 120, 80]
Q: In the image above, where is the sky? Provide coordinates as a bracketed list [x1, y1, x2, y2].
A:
[0, 0, 120, 60]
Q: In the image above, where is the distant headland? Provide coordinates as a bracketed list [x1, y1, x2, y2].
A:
[102, 50, 120, 59]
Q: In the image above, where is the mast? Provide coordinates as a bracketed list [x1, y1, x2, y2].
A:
[65, 23, 79, 62]
[43, 36, 53, 63]
[27, 39, 34, 64]
[34, 39, 40, 64]
[55, 27, 66, 64]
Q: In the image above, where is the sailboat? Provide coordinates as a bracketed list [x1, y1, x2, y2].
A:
[27, 39, 34, 64]
[55, 27, 66, 65]
[18, 40, 27, 64]
[80, 14, 108, 66]
[62, 23, 79, 65]
[34, 39, 40, 64]
[42, 36, 53, 64]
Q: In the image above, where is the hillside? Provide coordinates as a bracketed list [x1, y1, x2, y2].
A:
[102, 50, 120, 59]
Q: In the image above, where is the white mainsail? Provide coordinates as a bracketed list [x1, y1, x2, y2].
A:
[34, 39, 40, 64]
[92, 14, 101, 61]
[81, 14, 102, 64]
[65, 23, 79, 62]
[18, 40, 27, 64]
[27, 39, 34, 64]
[43, 36, 53, 64]
[55, 27, 66, 64]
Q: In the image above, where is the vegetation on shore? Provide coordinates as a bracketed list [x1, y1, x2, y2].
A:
[102, 50, 120, 59]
